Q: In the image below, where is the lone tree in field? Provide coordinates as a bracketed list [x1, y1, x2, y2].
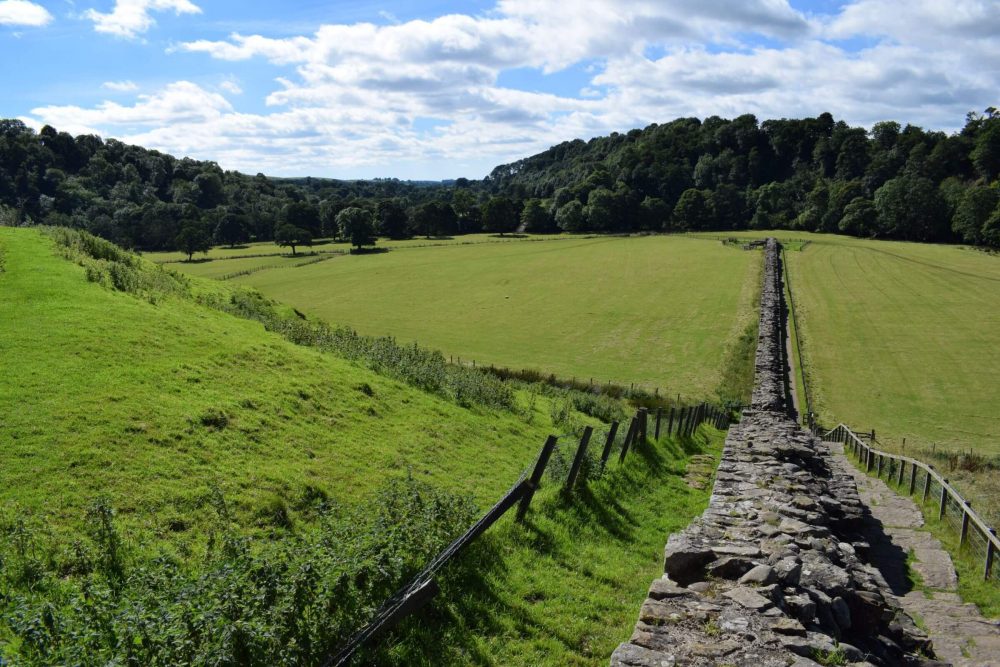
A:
[336, 206, 377, 250]
[482, 195, 519, 236]
[274, 224, 312, 256]
[175, 223, 211, 261]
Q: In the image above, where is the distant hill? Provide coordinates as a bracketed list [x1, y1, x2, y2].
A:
[1, 109, 999, 250]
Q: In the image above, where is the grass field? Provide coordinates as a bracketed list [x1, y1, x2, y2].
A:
[1, 226, 733, 664]
[154, 235, 760, 399]
[0, 227, 571, 551]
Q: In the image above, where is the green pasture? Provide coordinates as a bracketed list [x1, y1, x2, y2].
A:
[158, 235, 760, 399]
[785, 234, 1000, 456]
[0, 228, 570, 551]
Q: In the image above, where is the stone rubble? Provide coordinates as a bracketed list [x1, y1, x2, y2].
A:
[611, 239, 941, 667]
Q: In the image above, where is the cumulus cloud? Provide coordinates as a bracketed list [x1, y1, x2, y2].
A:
[85, 0, 201, 38]
[0, 0, 53, 26]
[101, 79, 139, 92]
[24, 0, 1000, 178]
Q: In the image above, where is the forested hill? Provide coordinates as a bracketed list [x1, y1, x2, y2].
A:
[484, 110, 1000, 245]
[1, 110, 999, 252]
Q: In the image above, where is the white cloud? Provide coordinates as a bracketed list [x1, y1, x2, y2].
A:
[219, 80, 242, 95]
[101, 79, 139, 92]
[23, 0, 1000, 178]
[85, 0, 201, 38]
[0, 0, 53, 26]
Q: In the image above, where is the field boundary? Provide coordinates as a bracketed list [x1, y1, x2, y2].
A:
[823, 423, 999, 583]
[328, 403, 731, 666]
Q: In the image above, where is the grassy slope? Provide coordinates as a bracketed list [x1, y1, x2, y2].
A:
[159, 235, 758, 398]
[0, 227, 564, 550]
[387, 427, 725, 666]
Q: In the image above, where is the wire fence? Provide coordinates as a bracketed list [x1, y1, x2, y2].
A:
[326, 402, 732, 666]
[823, 423, 999, 584]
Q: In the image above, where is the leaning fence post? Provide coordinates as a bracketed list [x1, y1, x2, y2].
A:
[667, 407, 676, 435]
[600, 422, 619, 471]
[619, 417, 638, 463]
[516, 436, 558, 522]
[565, 426, 593, 491]
[654, 407, 663, 440]
[960, 502, 971, 549]
[939, 482, 948, 521]
[986, 529, 997, 580]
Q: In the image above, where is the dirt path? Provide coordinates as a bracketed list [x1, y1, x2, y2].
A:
[827, 441, 1000, 666]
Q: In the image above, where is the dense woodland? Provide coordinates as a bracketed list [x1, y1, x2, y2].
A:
[1, 109, 999, 252]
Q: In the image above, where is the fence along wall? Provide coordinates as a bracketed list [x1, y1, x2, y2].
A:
[611, 239, 937, 667]
[827, 424, 1000, 584]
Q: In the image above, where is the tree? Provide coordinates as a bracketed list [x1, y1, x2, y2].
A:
[411, 201, 457, 238]
[280, 201, 321, 237]
[952, 185, 999, 244]
[481, 196, 519, 235]
[520, 199, 553, 233]
[336, 207, 377, 250]
[274, 224, 312, 255]
[672, 188, 713, 231]
[376, 199, 409, 239]
[585, 187, 617, 231]
[874, 176, 948, 241]
[555, 200, 585, 232]
[971, 119, 1000, 182]
[175, 223, 211, 261]
[639, 196, 669, 231]
[215, 209, 248, 248]
[838, 197, 878, 237]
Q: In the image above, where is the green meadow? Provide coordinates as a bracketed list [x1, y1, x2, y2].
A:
[0, 228, 569, 548]
[155, 235, 761, 399]
[0, 227, 730, 664]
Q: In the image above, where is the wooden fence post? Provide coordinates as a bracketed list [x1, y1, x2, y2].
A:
[897, 459, 905, 486]
[516, 436, 558, 522]
[866, 447, 873, 472]
[986, 529, 997, 581]
[908, 464, 917, 495]
[676, 407, 686, 436]
[619, 417, 638, 463]
[638, 408, 649, 443]
[565, 426, 593, 491]
[939, 482, 948, 521]
[654, 407, 663, 440]
[667, 407, 676, 435]
[876, 453, 882, 477]
[922, 469, 931, 504]
[960, 502, 971, 549]
[600, 421, 619, 471]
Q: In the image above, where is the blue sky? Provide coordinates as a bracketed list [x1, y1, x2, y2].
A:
[2, 0, 997, 179]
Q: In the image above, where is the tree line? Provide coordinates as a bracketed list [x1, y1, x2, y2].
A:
[1, 109, 999, 252]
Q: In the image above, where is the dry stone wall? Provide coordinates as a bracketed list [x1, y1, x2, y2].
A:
[611, 239, 940, 667]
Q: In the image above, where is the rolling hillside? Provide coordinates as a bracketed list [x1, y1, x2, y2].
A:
[0, 227, 564, 548]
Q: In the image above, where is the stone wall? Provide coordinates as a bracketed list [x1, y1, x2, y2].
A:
[610, 239, 938, 667]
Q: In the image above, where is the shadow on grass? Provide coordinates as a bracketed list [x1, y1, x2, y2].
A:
[369, 431, 720, 665]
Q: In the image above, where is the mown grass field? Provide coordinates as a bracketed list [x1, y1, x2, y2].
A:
[0, 228, 568, 551]
[696, 231, 1000, 457]
[154, 235, 760, 399]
